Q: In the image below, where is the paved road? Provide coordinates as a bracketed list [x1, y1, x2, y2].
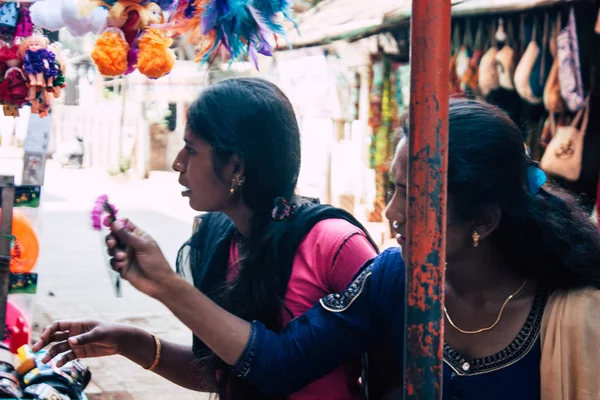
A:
[31, 161, 209, 399]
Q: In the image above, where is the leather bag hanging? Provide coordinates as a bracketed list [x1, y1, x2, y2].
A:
[514, 16, 543, 104]
[540, 96, 590, 181]
[544, 12, 566, 113]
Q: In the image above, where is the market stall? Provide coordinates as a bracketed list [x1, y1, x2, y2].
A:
[276, 0, 600, 228]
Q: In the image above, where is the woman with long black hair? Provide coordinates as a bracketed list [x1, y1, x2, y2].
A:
[32, 77, 378, 400]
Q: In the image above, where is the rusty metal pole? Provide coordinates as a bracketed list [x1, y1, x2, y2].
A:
[403, 0, 451, 398]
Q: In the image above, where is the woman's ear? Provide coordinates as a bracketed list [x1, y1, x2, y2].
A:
[224, 154, 245, 183]
[472, 205, 502, 242]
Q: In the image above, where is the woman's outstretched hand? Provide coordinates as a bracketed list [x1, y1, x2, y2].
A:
[31, 320, 132, 367]
[106, 219, 180, 298]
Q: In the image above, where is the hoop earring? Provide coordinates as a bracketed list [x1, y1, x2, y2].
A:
[472, 230, 480, 248]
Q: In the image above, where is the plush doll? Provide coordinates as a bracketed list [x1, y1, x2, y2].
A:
[18, 34, 56, 101]
[91, 0, 175, 78]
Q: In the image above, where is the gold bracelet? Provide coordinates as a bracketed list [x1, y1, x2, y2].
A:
[147, 334, 162, 371]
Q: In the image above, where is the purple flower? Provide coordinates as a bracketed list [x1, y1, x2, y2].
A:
[91, 194, 118, 231]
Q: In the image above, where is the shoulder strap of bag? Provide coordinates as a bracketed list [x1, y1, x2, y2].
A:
[570, 95, 591, 131]
[474, 20, 484, 49]
[463, 19, 473, 48]
[540, 13, 550, 85]
[452, 23, 461, 54]
[519, 14, 526, 53]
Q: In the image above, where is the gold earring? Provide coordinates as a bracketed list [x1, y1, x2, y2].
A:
[230, 176, 244, 194]
[472, 230, 480, 248]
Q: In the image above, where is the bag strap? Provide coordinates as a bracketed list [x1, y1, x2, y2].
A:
[531, 16, 539, 44]
[570, 95, 591, 130]
[519, 14, 526, 53]
[488, 20, 497, 49]
[540, 13, 550, 85]
[496, 17, 507, 44]
[463, 19, 473, 48]
[452, 24, 461, 54]
[474, 20, 484, 49]
[507, 18, 516, 49]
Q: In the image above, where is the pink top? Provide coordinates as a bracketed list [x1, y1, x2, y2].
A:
[228, 218, 377, 400]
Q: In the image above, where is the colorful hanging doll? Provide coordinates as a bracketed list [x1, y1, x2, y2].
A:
[136, 3, 175, 79]
[47, 42, 67, 98]
[91, 0, 174, 78]
[17, 34, 56, 101]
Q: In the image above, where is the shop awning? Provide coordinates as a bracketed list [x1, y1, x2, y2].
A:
[280, 0, 568, 50]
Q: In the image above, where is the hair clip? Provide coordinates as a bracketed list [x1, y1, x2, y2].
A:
[527, 165, 547, 194]
[271, 197, 293, 221]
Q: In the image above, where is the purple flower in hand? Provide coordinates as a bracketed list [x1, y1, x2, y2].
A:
[91, 194, 118, 231]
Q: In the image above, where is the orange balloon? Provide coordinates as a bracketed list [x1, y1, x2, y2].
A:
[0, 210, 39, 273]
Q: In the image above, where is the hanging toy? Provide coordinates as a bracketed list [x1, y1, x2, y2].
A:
[0, 44, 28, 116]
[14, 7, 33, 38]
[136, 3, 175, 79]
[190, 0, 295, 68]
[91, 27, 130, 76]
[17, 35, 55, 102]
[47, 42, 67, 98]
[92, 0, 176, 78]
[91, 0, 147, 76]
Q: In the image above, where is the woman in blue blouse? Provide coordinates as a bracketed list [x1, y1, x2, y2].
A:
[36, 99, 600, 399]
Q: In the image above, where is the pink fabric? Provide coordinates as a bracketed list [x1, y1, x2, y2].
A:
[228, 219, 377, 400]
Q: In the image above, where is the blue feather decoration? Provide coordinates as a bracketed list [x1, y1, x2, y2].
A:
[198, 0, 295, 68]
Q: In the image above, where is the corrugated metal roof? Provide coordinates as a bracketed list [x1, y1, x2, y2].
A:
[281, 0, 569, 49]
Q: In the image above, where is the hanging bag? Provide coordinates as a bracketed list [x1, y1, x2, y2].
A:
[461, 20, 484, 95]
[544, 12, 566, 113]
[456, 20, 473, 82]
[496, 18, 517, 90]
[449, 24, 462, 95]
[0, 2, 18, 29]
[479, 21, 500, 95]
[557, 7, 585, 112]
[530, 12, 552, 99]
[540, 96, 590, 181]
[515, 16, 542, 104]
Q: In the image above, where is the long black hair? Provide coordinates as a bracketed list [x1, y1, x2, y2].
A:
[185, 77, 301, 398]
[400, 98, 600, 290]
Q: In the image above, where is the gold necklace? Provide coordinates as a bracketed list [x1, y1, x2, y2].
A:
[444, 279, 528, 335]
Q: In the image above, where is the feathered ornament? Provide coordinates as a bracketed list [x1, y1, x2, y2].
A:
[194, 0, 294, 68]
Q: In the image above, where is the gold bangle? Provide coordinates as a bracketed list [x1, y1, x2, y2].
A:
[147, 334, 162, 371]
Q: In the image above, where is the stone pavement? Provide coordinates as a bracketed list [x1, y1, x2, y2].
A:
[29, 161, 210, 399]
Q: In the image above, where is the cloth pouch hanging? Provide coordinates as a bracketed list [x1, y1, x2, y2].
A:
[544, 12, 566, 113]
[496, 19, 517, 90]
[540, 96, 590, 181]
[530, 13, 552, 99]
[0, 2, 18, 29]
[515, 17, 542, 104]
[449, 24, 462, 95]
[479, 22, 500, 96]
[557, 7, 585, 112]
